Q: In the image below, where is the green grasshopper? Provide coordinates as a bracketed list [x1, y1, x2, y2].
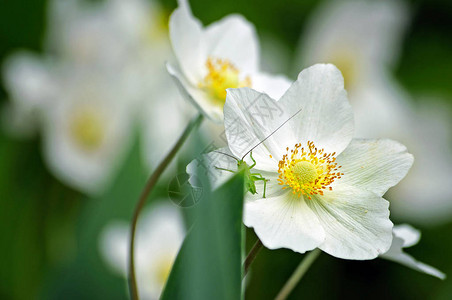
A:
[214, 151, 269, 197]
[213, 108, 302, 198]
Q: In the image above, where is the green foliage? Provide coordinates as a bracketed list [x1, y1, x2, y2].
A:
[162, 172, 245, 300]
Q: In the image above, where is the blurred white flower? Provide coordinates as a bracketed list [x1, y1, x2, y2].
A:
[40, 67, 134, 195]
[192, 64, 414, 260]
[2, 0, 201, 192]
[47, 0, 198, 169]
[296, 0, 452, 224]
[167, 0, 291, 123]
[100, 203, 185, 300]
[2, 1, 137, 194]
[381, 224, 445, 279]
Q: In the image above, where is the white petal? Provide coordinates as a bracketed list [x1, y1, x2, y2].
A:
[392, 224, 420, 248]
[3, 52, 55, 109]
[140, 204, 185, 299]
[336, 139, 414, 196]
[186, 147, 237, 190]
[99, 203, 186, 299]
[204, 14, 259, 74]
[41, 71, 133, 195]
[140, 79, 196, 170]
[297, 0, 409, 76]
[383, 251, 446, 280]
[169, 0, 205, 84]
[137, 203, 185, 256]
[251, 72, 292, 101]
[307, 184, 393, 260]
[279, 64, 354, 155]
[388, 99, 452, 223]
[167, 62, 223, 123]
[106, 0, 152, 41]
[381, 225, 445, 279]
[99, 221, 130, 276]
[224, 87, 295, 170]
[244, 190, 325, 254]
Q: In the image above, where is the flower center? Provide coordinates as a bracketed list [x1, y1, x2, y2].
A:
[277, 141, 343, 199]
[199, 57, 251, 105]
[328, 49, 358, 92]
[292, 161, 318, 185]
[154, 255, 173, 287]
[70, 107, 106, 151]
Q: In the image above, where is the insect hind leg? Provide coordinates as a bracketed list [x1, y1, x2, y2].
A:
[252, 174, 269, 198]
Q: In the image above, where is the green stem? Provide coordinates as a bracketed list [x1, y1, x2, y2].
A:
[128, 114, 203, 300]
[275, 249, 321, 300]
[243, 238, 263, 277]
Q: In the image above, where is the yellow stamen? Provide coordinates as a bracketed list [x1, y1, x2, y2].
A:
[277, 141, 344, 199]
[199, 57, 251, 105]
[70, 107, 105, 151]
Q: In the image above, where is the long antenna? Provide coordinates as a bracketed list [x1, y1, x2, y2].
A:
[213, 150, 239, 162]
[241, 107, 303, 160]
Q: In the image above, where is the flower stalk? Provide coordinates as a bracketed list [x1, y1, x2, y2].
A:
[128, 113, 203, 300]
[275, 249, 321, 300]
[243, 238, 263, 277]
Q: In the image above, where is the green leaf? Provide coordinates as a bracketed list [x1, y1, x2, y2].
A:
[161, 171, 245, 300]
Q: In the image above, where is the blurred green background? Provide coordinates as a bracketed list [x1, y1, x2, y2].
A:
[0, 0, 452, 299]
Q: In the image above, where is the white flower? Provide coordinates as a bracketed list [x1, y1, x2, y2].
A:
[381, 224, 445, 279]
[49, 0, 200, 170]
[2, 0, 197, 192]
[190, 64, 414, 260]
[99, 203, 185, 300]
[166, 0, 291, 123]
[2, 56, 134, 197]
[40, 67, 134, 195]
[296, 0, 452, 224]
[47, 0, 156, 68]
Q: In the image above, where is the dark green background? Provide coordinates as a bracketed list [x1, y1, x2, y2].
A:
[0, 0, 451, 299]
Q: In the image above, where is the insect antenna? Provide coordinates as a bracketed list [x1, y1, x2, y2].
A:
[241, 107, 303, 160]
[213, 150, 239, 162]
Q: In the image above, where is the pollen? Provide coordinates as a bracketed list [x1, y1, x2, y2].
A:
[277, 141, 344, 199]
[199, 57, 251, 104]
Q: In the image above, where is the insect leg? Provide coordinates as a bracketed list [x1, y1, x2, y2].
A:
[249, 151, 257, 168]
[215, 166, 235, 173]
[252, 175, 269, 198]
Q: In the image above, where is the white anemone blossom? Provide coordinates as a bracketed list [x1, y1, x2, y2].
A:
[166, 0, 291, 123]
[2, 1, 136, 196]
[48, 0, 200, 170]
[3, 55, 134, 196]
[100, 203, 185, 299]
[40, 67, 134, 195]
[191, 64, 413, 260]
[296, 0, 452, 223]
[188, 64, 444, 277]
[2, 0, 196, 192]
